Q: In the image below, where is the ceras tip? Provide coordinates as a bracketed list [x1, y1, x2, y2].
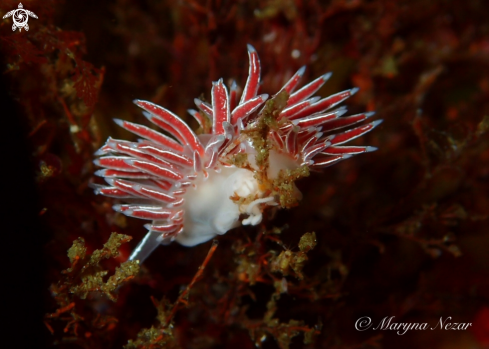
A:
[322, 72, 333, 81]
[371, 119, 383, 128]
[194, 98, 205, 108]
[94, 148, 107, 156]
[104, 178, 116, 186]
[142, 111, 152, 120]
[336, 108, 349, 117]
[94, 169, 106, 177]
[113, 118, 125, 127]
[296, 66, 306, 76]
[247, 43, 256, 53]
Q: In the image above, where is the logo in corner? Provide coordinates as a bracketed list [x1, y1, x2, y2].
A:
[3, 3, 38, 32]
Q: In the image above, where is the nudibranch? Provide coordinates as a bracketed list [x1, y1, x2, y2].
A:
[93, 45, 381, 262]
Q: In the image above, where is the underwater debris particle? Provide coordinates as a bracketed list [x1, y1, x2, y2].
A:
[270, 232, 316, 280]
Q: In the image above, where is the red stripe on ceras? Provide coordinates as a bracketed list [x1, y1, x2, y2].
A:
[298, 133, 320, 154]
[110, 179, 177, 203]
[303, 142, 330, 161]
[109, 141, 183, 172]
[194, 99, 213, 118]
[322, 146, 371, 155]
[115, 119, 184, 153]
[149, 179, 173, 191]
[229, 81, 238, 111]
[279, 98, 317, 120]
[135, 100, 205, 157]
[128, 209, 172, 220]
[270, 130, 284, 149]
[136, 185, 177, 203]
[125, 159, 184, 180]
[98, 187, 134, 198]
[329, 120, 382, 146]
[143, 113, 188, 146]
[109, 179, 148, 198]
[137, 143, 193, 167]
[297, 128, 317, 142]
[311, 155, 343, 168]
[96, 169, 153, 179]
[240, 44, 261, 104]
[146, 223, 180, 233]
[292, 111, 338, 128]
[285, 129, 298, 155]
[280, 66, 305, 94]
[320, 113, 370, 132]
[96, 156, 139, 172]
[116, 204, 175, 220]
[187, 109, 205, 129]
[287, 73, 331, 106]
[231, 94, 267, 124]
[291, 90, 354, 120]
[212, 79, 230, 135]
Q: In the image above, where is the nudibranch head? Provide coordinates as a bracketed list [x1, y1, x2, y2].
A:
[93, 44, 381, 262]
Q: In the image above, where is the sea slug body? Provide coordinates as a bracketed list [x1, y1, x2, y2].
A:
[93, 45, 381, 262]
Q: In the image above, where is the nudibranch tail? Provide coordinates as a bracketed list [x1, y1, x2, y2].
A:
[93, 45, 381, 262]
